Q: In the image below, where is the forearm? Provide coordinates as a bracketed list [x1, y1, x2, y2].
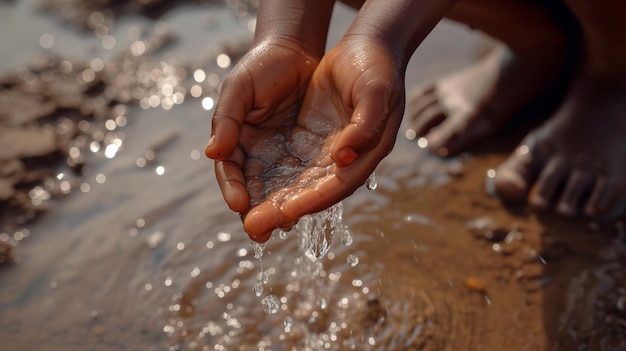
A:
[254, 0, 337, 58]
[345, 0, 458, 69]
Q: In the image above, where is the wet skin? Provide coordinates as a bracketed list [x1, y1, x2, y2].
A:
[206, 39, 404, 242]
[209, 0, 626, 239]
[206, 0, 453, 242]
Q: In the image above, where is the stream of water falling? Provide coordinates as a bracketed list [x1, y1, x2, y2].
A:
[250, 201, 360, 349]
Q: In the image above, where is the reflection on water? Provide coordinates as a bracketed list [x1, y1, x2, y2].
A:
[1, 1, 625, 351]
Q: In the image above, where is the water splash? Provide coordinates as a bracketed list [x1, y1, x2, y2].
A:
[283, 316, 294, 330]
[341, 229, 354, 247]
[253, 242, 264, 259]
[347, 254, 359, 267]
[253, 282, 263, 297]
[257, 271, 269, 284]
[261, 295, 280, 314]
[298, 202, 347, 261]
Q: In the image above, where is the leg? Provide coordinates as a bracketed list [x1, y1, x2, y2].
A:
[494, 0, 626, 219]
[405, 0, 575, 156]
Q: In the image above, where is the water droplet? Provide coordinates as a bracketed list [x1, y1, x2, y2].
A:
[347, 254, 359, 267]
[284, 316, 294, 329]
[341, 231, 353, 247]
[261, 295, 280, 314]
[257, 271, 269, 285]
[253, 282, 263, 297]
[253, 243, 264, 259]
[366, 172, 377, 191]
[317, 298, 328, 309]
[274, 228, 288, 240]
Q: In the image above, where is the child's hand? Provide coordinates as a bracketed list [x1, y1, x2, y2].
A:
[204, 39, 320, 218]
[235, 38, 406, 242]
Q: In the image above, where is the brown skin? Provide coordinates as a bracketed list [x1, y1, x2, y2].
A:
[206, 0, 456, 241]
[407, 0, 626, 219]
[205, 0, 335, 242]
[208, 0, 626, 241]
[494, 69, 626, 218]
[405, 0, 570, 157]
[494, 0, 626, 219]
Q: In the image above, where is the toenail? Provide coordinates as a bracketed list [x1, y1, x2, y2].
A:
[417, 137, 428, 148]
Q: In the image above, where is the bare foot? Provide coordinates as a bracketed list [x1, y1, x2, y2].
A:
[494, 70, 626, 219]
[405, 45, 566, 157]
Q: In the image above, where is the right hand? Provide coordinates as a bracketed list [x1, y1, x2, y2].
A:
[205, 40, 321, 233]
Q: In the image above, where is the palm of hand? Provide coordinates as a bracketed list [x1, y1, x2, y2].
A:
[207, 42, 318, 209]
[239, 40, 406, 242]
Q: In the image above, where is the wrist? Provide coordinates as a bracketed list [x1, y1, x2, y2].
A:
[253, 0, 336, 58]
[345, 0, 458, 68]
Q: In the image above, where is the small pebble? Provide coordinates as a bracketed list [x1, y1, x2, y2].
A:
[464, 277, 487, 293]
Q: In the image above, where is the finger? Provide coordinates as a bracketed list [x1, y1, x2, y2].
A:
[243, 190, 290, 243]
[214, 147, 249, 213]
[331, 81, 401, 167]
[205, 74, 250, 160]
[281, 171, 357, 220]
[283, 131, 395, 220]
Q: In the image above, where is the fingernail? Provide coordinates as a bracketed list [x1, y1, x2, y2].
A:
[337, 148, 358, 165]
[208, 135, 216, 148]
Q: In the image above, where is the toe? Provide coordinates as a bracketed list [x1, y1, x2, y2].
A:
[493, 137, 547, 202]
[493, 158, 533, 202]
[528, 158, 568, 211]
[407, 85, 437, 115]
[425, 122, 458, 157]
[425, 113, 494, 157]
[406, 87, 447, 138]
[584, 177, 623, 219]
[555, 170, 595, 217]
[409, 104, 447, 138]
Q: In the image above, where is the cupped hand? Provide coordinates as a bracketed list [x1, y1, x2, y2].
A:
[205, 39, 320, 207]
[234, 38, 406, 242]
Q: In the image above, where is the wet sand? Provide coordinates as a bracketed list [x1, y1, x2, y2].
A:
[1, 1, 625, 350]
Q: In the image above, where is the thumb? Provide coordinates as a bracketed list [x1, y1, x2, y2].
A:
[205, 75, 250, 160]
[331, 81, 398, 167]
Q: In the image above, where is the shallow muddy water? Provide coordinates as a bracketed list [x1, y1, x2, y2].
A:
[1, 1, 625, 350]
